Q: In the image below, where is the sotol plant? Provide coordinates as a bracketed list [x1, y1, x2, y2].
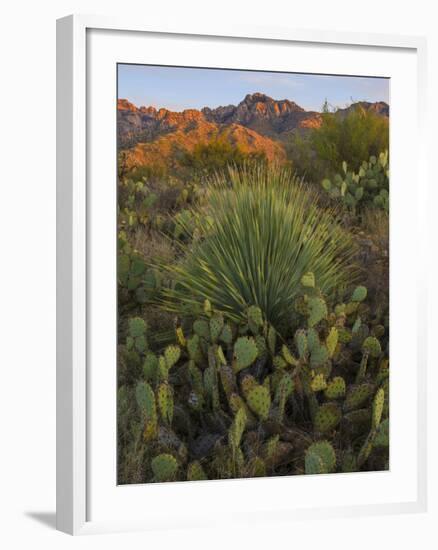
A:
[157, 163, 357, 333]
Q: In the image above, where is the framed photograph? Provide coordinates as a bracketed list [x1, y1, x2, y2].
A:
[56, 15, 427, 535]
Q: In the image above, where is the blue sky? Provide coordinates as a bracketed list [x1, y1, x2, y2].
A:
[118, 64, 389, 113]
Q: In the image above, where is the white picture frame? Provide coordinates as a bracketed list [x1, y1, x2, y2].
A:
[56, 14, 428, 535]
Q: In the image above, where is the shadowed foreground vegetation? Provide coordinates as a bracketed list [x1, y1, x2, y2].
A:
[117, 105, 389, 484]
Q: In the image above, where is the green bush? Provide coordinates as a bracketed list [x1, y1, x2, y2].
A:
[178, 137, 266, 176]
[287, 105, 389, 183]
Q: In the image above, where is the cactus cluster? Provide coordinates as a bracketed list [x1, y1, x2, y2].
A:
[321, 151, 389, 213]
[117, 272, 389, 483]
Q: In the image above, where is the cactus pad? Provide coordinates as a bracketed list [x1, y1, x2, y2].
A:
[301, 272, 315, 288]
[193, 319, 210, 340]
[305, 441, 336, 474]
[311, 373, 327, 392]
[362, 336, 382, 358]
[247, 306, 263, 333]
[324, 376, 346, 399]
[295, 329, 308, 359]
[314, 403, 342, 433]
[210, 314, 224, 343]
[219, 323, 233, 345]
[310, 344, 329, 368]
[374, 418, 389, 447]
[326, 327, 338, 358]
[229, 407, 247, 451]
[281, 344, 298, 366]
[307, 296, 328, 327]
[351, 286, 367, 303]
[233, 337, 258, 373]
[164, 345, 181, 369]
[246, 385, 271, 421]
[157, 382, 174, 425]
[151, 454, 178, 482]
[143, 352, 158, 382]
[187, 461, 207, 481]
[128, 317, 147, 337]
[344, 383, 374, 412]
[372, 388, 385, 429]
[135, 381, 157, 441]
[267, 325, 277, 354]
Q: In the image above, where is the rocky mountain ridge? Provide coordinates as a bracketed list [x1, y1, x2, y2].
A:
[118, 93, 388, 149]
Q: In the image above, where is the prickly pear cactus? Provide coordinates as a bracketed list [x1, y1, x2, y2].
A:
[118, 272, 389, 484]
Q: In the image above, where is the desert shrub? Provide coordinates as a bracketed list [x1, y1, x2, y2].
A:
[287, 105, 389, 183]
[117, 274, 389, 484]
[157, 163, 357, 333]
[178, 137, 267, 176]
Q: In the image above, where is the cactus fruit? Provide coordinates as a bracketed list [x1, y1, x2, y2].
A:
[344, 383, 374, 412]
[305, 441, 336, 474]
[157, 382, 173, 425]
[151, 454, 178, 482]
[233, 336, 258, 373]
[314, 403, 342, 433]
[246, 385, 271, 421]
[362, 336, 382, 358]
[351, 286, 367, 303]
[307, 296, 328, 327]
[187, 461, 207, 481]
[324, 376, 346, 399]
